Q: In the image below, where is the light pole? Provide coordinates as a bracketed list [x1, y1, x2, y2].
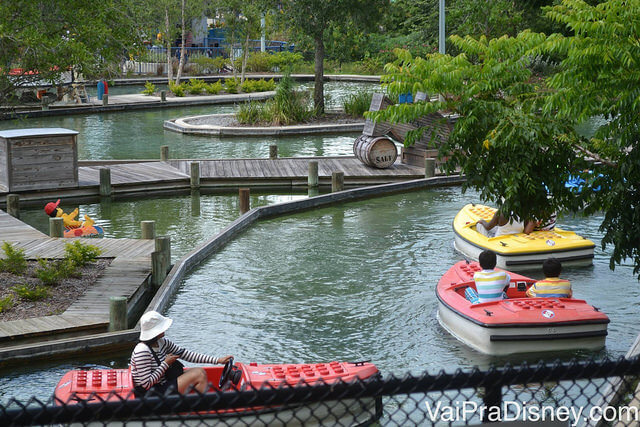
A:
[439, 0, 446, 54]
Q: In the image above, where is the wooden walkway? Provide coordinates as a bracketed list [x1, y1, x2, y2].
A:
[0, 210, 155, 347]
[0, 157, 426, 202]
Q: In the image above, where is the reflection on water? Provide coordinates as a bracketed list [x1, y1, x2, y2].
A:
[0, 82, 377, 160]
[2, 187, 638, 403]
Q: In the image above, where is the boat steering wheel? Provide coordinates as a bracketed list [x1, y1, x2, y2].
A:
[218, 357, 235, 389]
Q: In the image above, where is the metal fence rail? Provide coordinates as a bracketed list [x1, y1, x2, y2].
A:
[2, 357, 640, 426]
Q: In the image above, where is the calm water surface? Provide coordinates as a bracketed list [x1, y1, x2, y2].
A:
[2, 187, 637, 404]
[0, 82, 375, 160]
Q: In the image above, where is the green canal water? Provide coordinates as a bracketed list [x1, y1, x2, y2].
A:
[1, 187, 638, 404]
[0, 82, 375, 160]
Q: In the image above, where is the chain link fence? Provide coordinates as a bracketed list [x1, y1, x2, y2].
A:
[3, 357, 640, 426]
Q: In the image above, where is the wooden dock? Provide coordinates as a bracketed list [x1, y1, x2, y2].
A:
[1, 157, 426, 203]
[0, 210, 155, 350]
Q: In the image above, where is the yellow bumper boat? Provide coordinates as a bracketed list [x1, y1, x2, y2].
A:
[453, 204, 595, 270]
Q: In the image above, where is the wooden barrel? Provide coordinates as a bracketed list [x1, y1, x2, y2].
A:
[352, 135, 398, 169]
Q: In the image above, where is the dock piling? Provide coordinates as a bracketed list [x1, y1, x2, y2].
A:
[308, 161, 319, 188]
[102, 93, 109, 106]
[108, 296, 127, 331]
[160, 90, 166, 102]
[160, 146, 169, 161]
[425, 158, 436, 178]
[99, 168, 112, 197]
[239, 188, 250, 215]
[141, 220, 156, 239]
[155, 236, 171, 274]
[49, 217, 64, 238]
[331, 171, 345, 192]
[269, 145, 278, 160]
[151, 251, 165, 288]
[6, 194, 19, 218]
[190, 162, 200, 189]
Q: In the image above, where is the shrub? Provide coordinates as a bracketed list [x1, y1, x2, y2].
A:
[245, 52, 273, 72]
[12, 284, 49, 301]
[35, 258, 77, 285]
[0, 295, 13, 313]
[240, 79, 256, 93]
[224, 78, 239, 94]
[186, 79, 207, 95]
[0, 242, 27, 275]
[168, 81, 185, 97]
[236, 101, 269, 123]
[343, 91, 374, 117]
[142, 81, 156, 96]
[205, 81, 222, 94]
[270, 51, 304, 72]
[64, 241, 102, 267]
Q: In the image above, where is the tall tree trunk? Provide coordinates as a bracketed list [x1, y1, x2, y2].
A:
[175, 0, 186, 84]
[241, 32, 250, 83]
[165, 7, 173, 82]
[313, 35, 325, 114]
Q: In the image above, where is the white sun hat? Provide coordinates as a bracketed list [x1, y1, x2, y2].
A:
[139, 311, 173, 341]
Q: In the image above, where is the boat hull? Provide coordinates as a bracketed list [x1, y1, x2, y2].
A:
[453, 203, 595, 271]
[436, 261, 609, 355]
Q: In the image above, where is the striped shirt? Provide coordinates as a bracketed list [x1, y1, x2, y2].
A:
[130, 337, 219, 390]
[473, 269, 511, 303]
[526, 277, 572, 298]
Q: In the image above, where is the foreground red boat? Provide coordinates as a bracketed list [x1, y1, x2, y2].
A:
[54, 360, 382, 425]
[436, 261, 609, 355]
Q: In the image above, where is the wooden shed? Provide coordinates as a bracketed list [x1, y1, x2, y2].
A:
[0, 128, 79, 192]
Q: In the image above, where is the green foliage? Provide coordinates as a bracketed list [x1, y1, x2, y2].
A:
[190, 56, 228, 74]
[269, 52, 304, 72]
[35, 258, 77, 286]
[240, 78, 277, 93]
[186, 79, 207, 95]
[371, 0, 640, 278]
[0, 295, 13, 313]
[12, 283, 49, 301]
[64, 241, 102, 267]
[224, 78, 239, 94]
[205, 81, 223, 94]
[343, 91, 373, 117]
[168, 81, 185, 97]
[236, 74, 312, 125]
[0, 242, 27, 275]
[142, 81, 156, 96]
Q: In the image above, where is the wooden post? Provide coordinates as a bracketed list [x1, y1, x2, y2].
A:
[331, 171, 344, 192]
[41, 98, 49, 111]
[109, 296, 127, 331]
[49, 217, 64, 237]
[141, 220, 156, 239]
[161, 145, 169, 161]
[151, 251, 165, 288]
[155, 236, 171, 274]
[191, 190, 201, 217]
[102, 93, 109, 106]
[269, 145, 278, 160]
[308, 187, 320, 198]
[308, 161, 319, 188]
[99, 168, 111, 197]
[425, 157, 436, 178]
[160, 90, 166, 102]
[239, 188, 250, 215]
[6, 194, 19, 218]
[190, 162, 200, 189]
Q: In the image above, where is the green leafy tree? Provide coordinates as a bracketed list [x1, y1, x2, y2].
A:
[0, 0, 142, 103]
[281, 0, 388, 113]
[370, 0, 640, 278]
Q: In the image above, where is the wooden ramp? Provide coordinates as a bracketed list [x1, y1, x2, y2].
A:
[0, 210, 154, 347]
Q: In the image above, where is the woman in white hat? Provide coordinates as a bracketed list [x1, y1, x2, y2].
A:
[130, 311, 233, 396]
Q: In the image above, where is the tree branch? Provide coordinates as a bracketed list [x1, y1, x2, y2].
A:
[572, 143, 617, 167]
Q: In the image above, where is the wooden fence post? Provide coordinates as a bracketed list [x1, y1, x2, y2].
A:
[109, 296, 127, 331]
[49, 217, 64, 237]
[425, 158, 436, 178]
[141, 220, 156, 239]
[190, 162, 200, 190]
[332, 171, 344, 192]
[308, 161, 319, 188]
[239, 188, 250, 215]
[6, 194, 19, 218]
[99, 168, 112, 197]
